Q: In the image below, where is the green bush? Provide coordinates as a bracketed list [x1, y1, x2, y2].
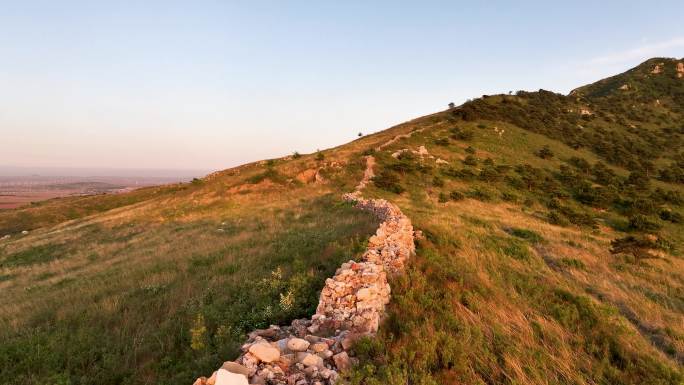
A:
[463, 155, 478, 166]
[449, 191, 465, 201]
[507, 228, 543, 243]
[535, 145, 554, 159]
[434, 137, 450, 146]
[372, 171, 405, 194]
[628, 214, 662, 232]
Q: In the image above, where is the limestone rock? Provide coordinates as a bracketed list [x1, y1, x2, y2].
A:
[248, 344, 280, 363]
[333, 351, 351, 371]
[311, 342, 328, 353]
[216, 369, 248, 385]
[287, 338, 310, 352]
[221, 362, 251, 377]
[299, 353, 324, 368]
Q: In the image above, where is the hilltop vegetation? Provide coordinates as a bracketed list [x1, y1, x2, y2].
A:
[1, 58, 683, 385]
[346, 58, 684, 385]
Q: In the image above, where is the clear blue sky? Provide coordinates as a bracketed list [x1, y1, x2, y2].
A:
[1, 1, 683, 172]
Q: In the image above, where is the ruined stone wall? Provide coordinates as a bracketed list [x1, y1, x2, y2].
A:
[193, 171, 415, 385]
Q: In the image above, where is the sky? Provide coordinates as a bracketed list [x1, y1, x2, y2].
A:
[1, 1, 683, 174]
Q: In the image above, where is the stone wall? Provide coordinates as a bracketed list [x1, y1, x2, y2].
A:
[192, 188, 415, 385]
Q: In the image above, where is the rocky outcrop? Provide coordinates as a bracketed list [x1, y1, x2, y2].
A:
[193, 156, 415, 385]
[651, 63, 664, 74]
[677, 62, 684, 78]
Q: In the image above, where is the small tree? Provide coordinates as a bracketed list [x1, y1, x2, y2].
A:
[315, 150, 325, 161]
[448, 102, 456, 109]
[463, 155, 478, 166]
[292, 151, 302, 159]
[358, 132, 363, 137]
[610, 236, 658, 261]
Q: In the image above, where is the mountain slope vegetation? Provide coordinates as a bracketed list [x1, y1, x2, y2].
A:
[1, 58, 683, 385]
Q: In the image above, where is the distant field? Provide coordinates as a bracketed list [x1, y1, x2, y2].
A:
[0, 190, 95, 209]
[0, 176, 191, 209]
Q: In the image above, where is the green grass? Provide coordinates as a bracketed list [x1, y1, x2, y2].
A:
[349, 60, 684, 383]
[0, 191, 378, 385]
[0, 243, 70, 268]
[1, 57, 683, 385]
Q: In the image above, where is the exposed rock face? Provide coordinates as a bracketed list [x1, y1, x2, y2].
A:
[193, 155, 415, 385]
[677, 62, 684, 78]
[296, 169, 318, 184]
[651, 63, 663, 74]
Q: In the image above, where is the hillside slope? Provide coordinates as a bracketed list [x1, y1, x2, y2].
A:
[1, 58, 683, 385]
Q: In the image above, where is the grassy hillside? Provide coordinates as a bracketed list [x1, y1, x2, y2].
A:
[1, 58, 683, 385]
[0, 153, 386, 384]
[345, 58, 684, 384]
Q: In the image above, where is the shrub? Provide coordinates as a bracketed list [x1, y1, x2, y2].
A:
[438, 192, 449, 203]
[610, 236, 659, 260]
[452, 128, 474, 140]
[465, 146, 476, 154]
[449, 191, 465, 201]
[501, 192, 518, 202]
[434, 137, 450, 146]
[659, 210, 682, 223]
[292, 151, 302, 159]
[628, 214, 662, 232]
[508, 228, 543, 243]
[466, 187, 492, 201]
[503, 239, 532, 260]
[432, 176, 445, 187]
[463, 155, 478, 166]
[536, 145, 554, 159]
[560, 258, 586, 269]
[315, 150, 325, 161]
[548, 210, 570, 226]
[372, 171, 405, 194]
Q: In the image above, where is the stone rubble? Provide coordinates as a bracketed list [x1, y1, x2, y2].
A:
[193, 155, 415, 385]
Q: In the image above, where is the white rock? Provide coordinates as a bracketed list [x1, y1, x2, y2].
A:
[300, 353, 324, 368]
[215, 369, 248, 385]
[287, 338, 310, 352]
[356, 288, 372, 301]
[248, 343, 280, 363]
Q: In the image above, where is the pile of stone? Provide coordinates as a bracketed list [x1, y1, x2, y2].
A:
[193, 160, 415, 385]
[193, 320, 356, 385]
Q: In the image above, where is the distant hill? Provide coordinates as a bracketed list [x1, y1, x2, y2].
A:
[1, 58, 682, 385]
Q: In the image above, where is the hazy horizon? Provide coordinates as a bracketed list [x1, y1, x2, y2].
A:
[2, 1, 684, 171]
[0, 164, 210, 178]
